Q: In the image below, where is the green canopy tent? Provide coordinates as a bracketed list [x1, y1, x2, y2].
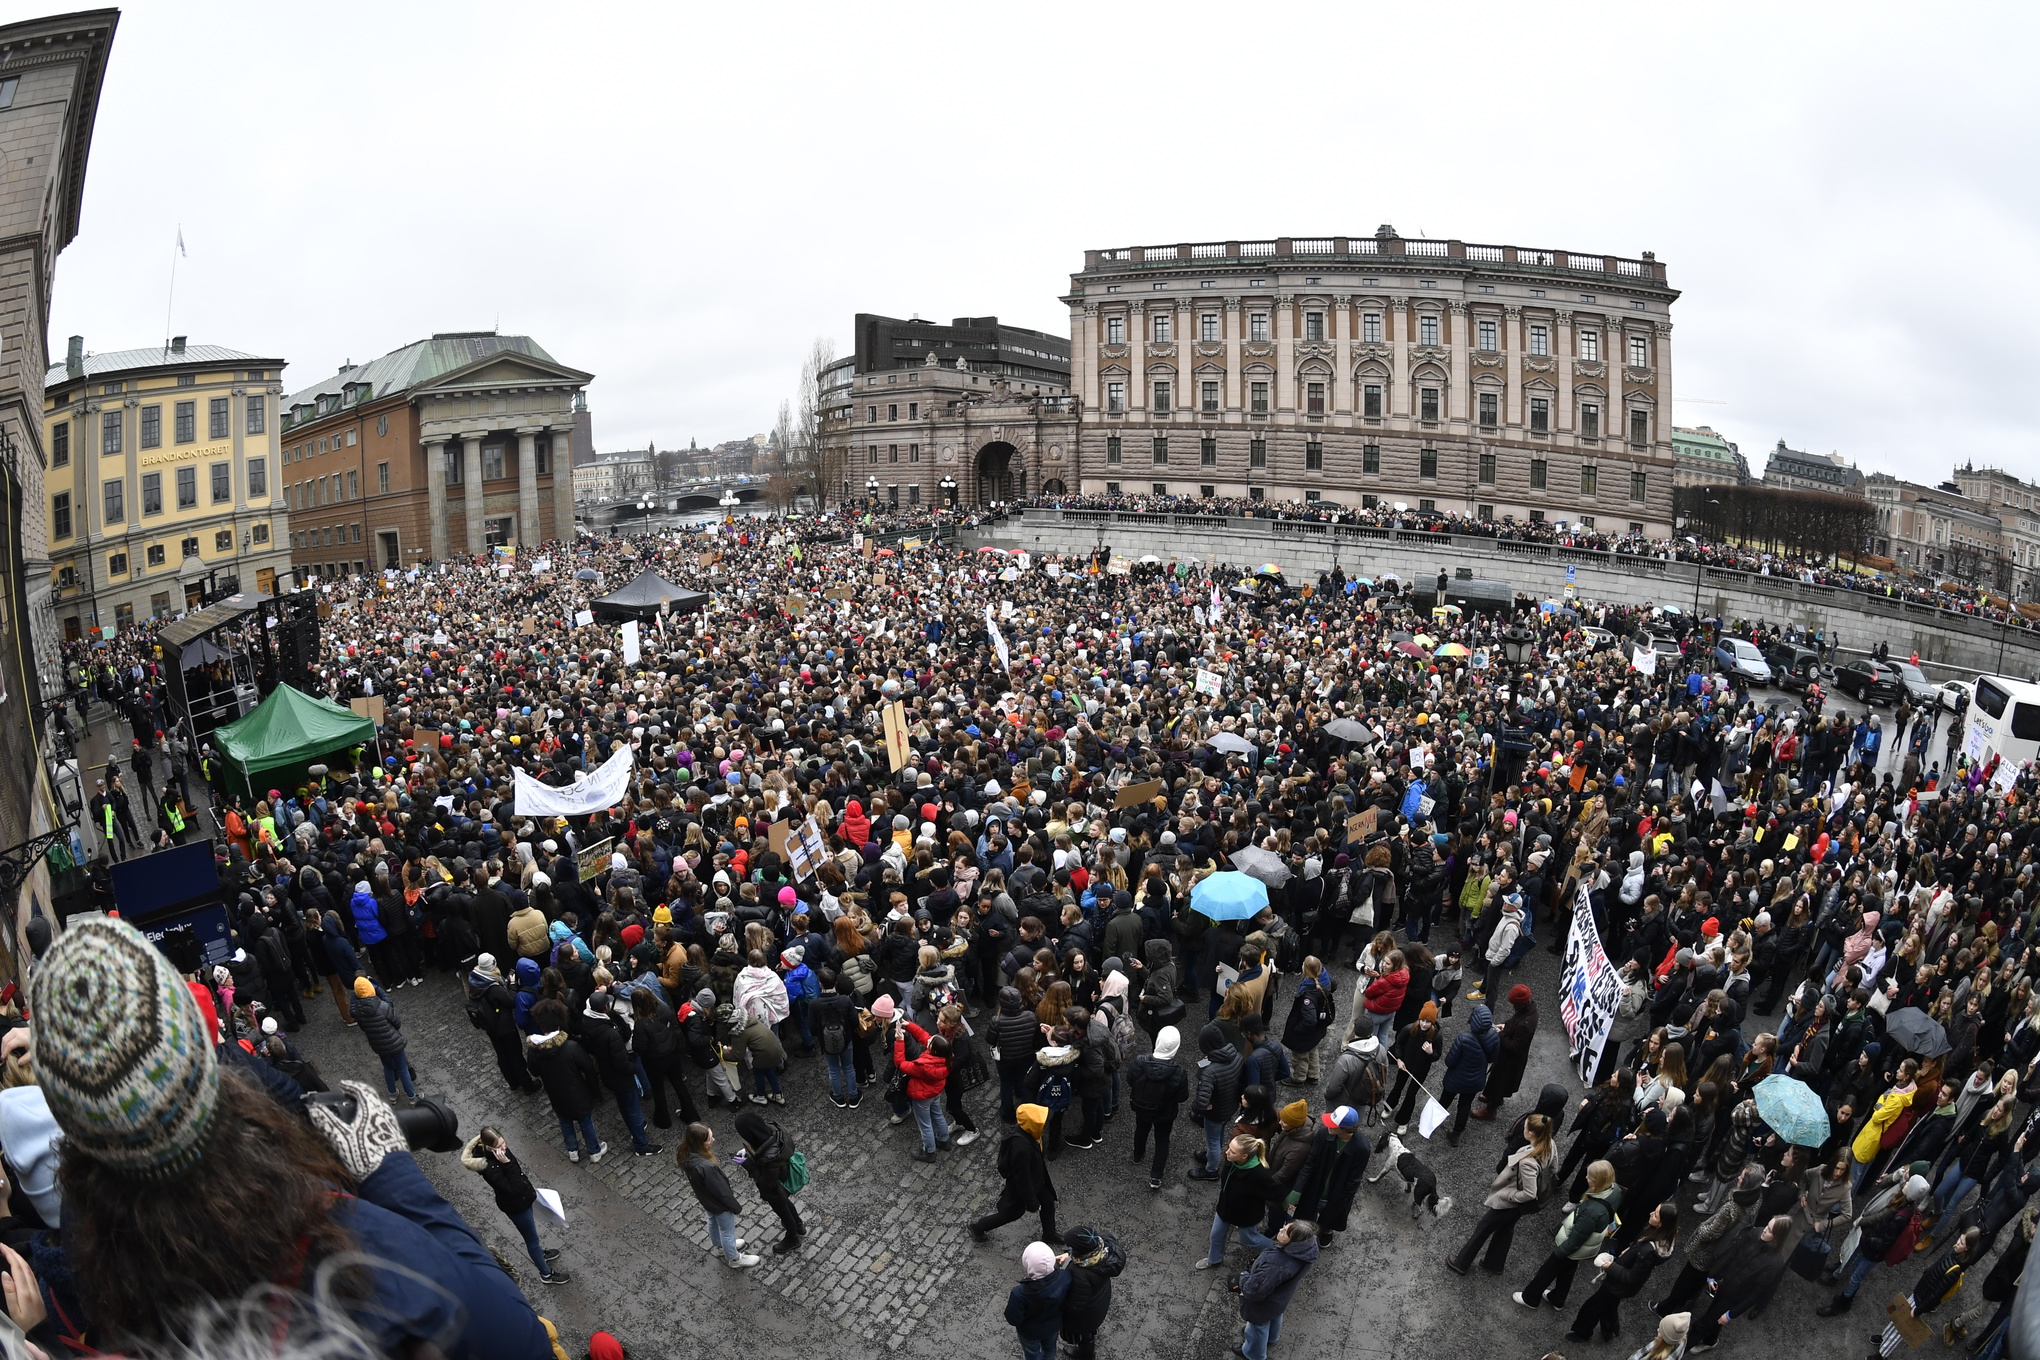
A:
[213, 684, 377, 800]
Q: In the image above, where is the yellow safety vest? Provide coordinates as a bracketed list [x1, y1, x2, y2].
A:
[166, 805, 184, 833]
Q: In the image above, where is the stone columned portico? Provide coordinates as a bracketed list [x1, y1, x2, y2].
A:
[413, 350, 592, 556]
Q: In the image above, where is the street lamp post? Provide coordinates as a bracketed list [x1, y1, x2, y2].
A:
[940, 475, 957, 509]
[866, 476, 879, 510]
[636, 498, 654, 535]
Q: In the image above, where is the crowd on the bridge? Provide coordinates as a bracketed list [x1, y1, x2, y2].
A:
[9, 490, 2040, 1360]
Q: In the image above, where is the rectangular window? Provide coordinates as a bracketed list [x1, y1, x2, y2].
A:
[1249, 439, 1267, 469]
[1152, 436, 1169, 466]
[1249, 486, 1265, 502]
[1305, 312, 1325, 342]
[1581, 403, 1601, 440]
[1152, 313, 1172, 343]
[1420, 388, 1440, 422]
[908, 484, 920, 507]
[535, 441, 550, 475]
[252, 522, 269, 544]
[1419, 448, 1437, 479]
[246, 395, 266, 434]
[1529, 324, 1549, 356]
[103, 477, 124, 523]
[888, 445, 899, 464]
[138, 405, 160, 449]
[214, 529, 233, 553]
[482, 445, 505, 480]
[444, 447, 461, 485]
[174, 400, 194, 443]
[108, 551, 127, 577]
[1200, 313, 1219, 341]
[1304, 489, 1321, 503]
[346, 469, 359, 498]
[52, 491, 72, 539]
[1105, 436, 1122, 466]
[1152, 482, 1169, 496]
[1419, 498, 1437, 512]
[1200, 484, 1216, 497]
[142, 472, 162, 515]
[1579, 330, 1599, 361]
[1306, 381, 1325, 415]
[1106, 316, 1125, 345]
[1106, 381, 1125, 414]
[1152, 380, 1171, 412]
[908, 402, 918, 419]
[1579, 515, 1596, 529]
[1249, 313, 1270, 342]
[1529, 508, 1545, 522]
[887, 403, 898, 422]
[1198, 380, 1218, 413]
[1418, 315, 1439, 346]
[1363, 444, 1381, 474]
[208, 397, 228, 439]
[1200, 436, 1217, 466]
[210, 463, 230, 503]
[1630, 471, 1648, 502]
[1531, 458, 1548, 490]
[909, 444, 920, 463]
[1478, 392, 1498, 427]
[51, 420, 69, 466]
[1250, 381, 1269, 414]
[1629, 335, 1648, 367]
[102, 409, 122, 455]
[1629, 409, 1650, 446]
[1362, 384, 1382, 418]
[1478, 503, 1495, 520]
[887, 485, 898, 508]
[1362, 313, 1382, 343]
[1581, 465, 1600, 496]
[1362, 493, 1379, 509]
[377, 462, 390, 494]
[1479, 451, 1497, 484]
[1305, 440, 1323, 471]
[247, 458, 266, 497]
[1530, 397, 1550, 434]
[866, 405, 877, 423]
[1105, 482, 1121, 495]
[1478, 319, 1497, 352]
[181, 535, 199, 559]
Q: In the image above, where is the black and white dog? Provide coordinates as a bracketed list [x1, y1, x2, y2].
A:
[1367, 1133, 1453, 1219]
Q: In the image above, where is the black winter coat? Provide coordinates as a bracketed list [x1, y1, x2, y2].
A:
[996, 1129, 1055, 1210]
[1060, 1236, 1126, 1340]
[683, 1153, 743, 1216]
[526, 1034, 600, 1119]
[350, 992, 405, 1056]
[1127, 1053, 1189, 1118]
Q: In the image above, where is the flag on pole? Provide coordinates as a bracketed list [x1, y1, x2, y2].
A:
[176, 227, 186, 258]
[1209, 583, 1223, 625]
[985, 605, 1010, 671]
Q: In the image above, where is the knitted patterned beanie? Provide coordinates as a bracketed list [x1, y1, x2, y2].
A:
[29, 917, 220, 1179]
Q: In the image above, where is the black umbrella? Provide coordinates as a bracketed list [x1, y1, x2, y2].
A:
[1883, 1007, 1950, 1058]
[574, 568, 601, 582]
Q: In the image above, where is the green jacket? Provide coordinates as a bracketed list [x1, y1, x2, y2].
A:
[1555, 1184, 1623, 1259]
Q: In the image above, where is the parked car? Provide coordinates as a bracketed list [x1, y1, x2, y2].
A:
[1835, 658, 1905, 705]
[1713, 638, 1774, 686]
[1940, 679, 1975, 713]
[1764, 642, 1823, 693]
[1890, 661, 1938, 708]
[1580, 626, 1616, 651]
[1642, 633, 1683, 661]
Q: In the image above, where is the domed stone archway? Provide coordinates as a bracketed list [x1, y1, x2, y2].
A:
[974, 441, 1022, 505]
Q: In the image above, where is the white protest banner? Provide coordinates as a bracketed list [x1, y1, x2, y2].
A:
[530, 556, 552, 574]
[1630, 644, 1657, 676]
[512, 744, 635, 817]
[621, 620, 641, 666]
[1558, 881, 1623, 1082]
[535, 1188, 566, 1225]
[985, 605, 1011, 671]
[574, 609, 594, 628]
[1196, 668, 1224, 697]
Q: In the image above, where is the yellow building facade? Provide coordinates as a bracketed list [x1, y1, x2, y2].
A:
[43, 339, 291, 639]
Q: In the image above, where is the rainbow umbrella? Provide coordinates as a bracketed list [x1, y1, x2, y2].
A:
[1435, 642, 1471, 658]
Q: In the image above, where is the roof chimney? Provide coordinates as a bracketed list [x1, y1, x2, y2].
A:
[65, 335, 83, 381]
[169, 335, 186, 354]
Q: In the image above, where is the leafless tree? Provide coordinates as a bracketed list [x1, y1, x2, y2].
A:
[785, 338, 838, 507]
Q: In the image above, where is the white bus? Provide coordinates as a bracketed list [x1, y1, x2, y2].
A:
[1963, 674, 2040, 788]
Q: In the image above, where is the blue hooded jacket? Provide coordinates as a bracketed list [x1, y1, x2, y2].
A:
[1441, 1004, 1500, 1094]
[512, 957, 543, 1032]
[351, 885, 386, 946]
[320, 912, 360, 977]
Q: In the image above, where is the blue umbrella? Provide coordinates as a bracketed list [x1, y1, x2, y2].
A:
[1753, 1073, 1830, 1147]
[1191, 871, 1269, 922]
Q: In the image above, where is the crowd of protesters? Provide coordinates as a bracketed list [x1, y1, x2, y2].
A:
[10, 488, 2040, 1360]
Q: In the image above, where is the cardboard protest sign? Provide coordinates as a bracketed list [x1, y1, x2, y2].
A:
[882, 700, 911, 772]
[1115, 778, 1164, 809]
[349, 696, 386, 724]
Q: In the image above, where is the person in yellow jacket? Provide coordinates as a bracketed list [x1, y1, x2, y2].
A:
[1852, 1061, 1919, 1192]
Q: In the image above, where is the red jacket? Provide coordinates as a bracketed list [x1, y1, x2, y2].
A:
[1365, 968, 1409, 1017]
[893, 1021, 948, 1101]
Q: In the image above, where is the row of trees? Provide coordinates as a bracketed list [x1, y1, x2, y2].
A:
[766, 338, 839, 511]
[1674, 483, 1879, 561]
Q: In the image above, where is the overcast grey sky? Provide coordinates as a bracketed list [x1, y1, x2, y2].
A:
[27, 0, 2040, 477]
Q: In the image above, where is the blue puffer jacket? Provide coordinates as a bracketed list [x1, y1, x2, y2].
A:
[512, 957, 542, 1031]
[352, 885, 386, 946]
[1441, 1004, 1500, 1094]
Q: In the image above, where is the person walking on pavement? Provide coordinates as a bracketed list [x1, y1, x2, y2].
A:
[1238, 1218, 1319, 1360]
[1515, 1157, 1624, 1311]
[129, 739, 157, 814]
[1128, 1024, 1190, 1190]
[679, 1122, 760, 1269]
[1566, 1201, 1678, 1343]
[1446, 1113, 1554, 1276]
[1189, 1022, 1245, 1180]
[1441, 1003, 1501, 1145]
[1290, 1105, 1372, 1245]
[1058, 1225, 1125, 1360]
[468, 954, 541, 1094]
[524, 998, 607, 1164]
[460, 1127, 568, 1285]
[90, 780, 128, 860]
[1004, 1241, 1071, 1360]
[349, 975, 415, 1100]
[578, 990, 661, 1157]
[1198, 1134, 1279, 1270]
[973, 1104, 1063, 1246]
[1684, 1214, 1793, 1353]
[1654, 1168, 1764, 1318]
[107, 772, 141, 852]
[733, 1109, 806, 1255]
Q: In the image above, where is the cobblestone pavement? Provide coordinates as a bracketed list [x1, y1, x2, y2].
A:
[289, 934, 1918, 1360]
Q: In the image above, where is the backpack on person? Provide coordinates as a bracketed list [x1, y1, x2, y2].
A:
[822, 1018, 848, 1055]
[1038, 1069, 1074, 1114]
[840, 953, 876, 998]
[1266, 918, 1303, 974]
[1533, 1156, 1562, 1211]
[779, 1150, 811, 1196]
[464, 993, 492, 1030]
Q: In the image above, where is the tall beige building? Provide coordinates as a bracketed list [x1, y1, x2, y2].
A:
[1064, 228, 1679, 534]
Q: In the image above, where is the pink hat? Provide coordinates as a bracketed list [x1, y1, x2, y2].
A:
[871, 994, 896, 1019]
[778, 886, 797, 906]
